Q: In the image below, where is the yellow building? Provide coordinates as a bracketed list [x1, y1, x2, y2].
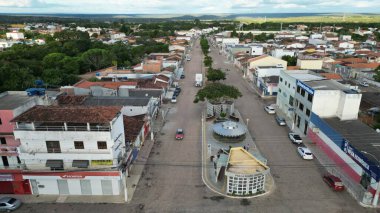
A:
[225, 147, 270, 196]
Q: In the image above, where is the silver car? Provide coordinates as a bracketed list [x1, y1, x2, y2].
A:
[0, 197, 22, 212]
[275, 116, 286, 126]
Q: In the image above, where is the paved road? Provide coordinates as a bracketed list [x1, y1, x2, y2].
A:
[17, 39, 374, 213]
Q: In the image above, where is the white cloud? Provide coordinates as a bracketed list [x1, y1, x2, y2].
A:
[0, 0, 31, 7]
[274, 3, 306, 8]
[1, 0, 380, 13]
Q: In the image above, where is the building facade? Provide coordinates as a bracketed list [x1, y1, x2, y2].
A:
[12, 106, 131, 198]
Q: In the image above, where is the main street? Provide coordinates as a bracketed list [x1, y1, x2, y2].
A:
[18, 39, 372, 213]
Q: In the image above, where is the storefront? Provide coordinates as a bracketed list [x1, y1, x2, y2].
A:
[0, 172, 31, 194]
[23, 171, 123, 196]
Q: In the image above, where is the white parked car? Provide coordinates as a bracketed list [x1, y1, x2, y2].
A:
[297, 147, 313, 160]
[288, 133, 303, 144]
[359, 81, 369, 87]
[264, 105, 276, 114]
[171, 96, 177, 103]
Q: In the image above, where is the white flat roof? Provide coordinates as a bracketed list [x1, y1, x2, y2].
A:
[288, 73, 324, 82]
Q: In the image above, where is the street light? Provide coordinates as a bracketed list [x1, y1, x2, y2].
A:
[361, 150, 380, 207]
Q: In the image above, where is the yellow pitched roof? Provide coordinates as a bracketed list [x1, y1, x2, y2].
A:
[227, 147, 269, 174]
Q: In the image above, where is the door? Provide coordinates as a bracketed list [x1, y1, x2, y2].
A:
[57, 180, 69, 195]
[101, 180, 113, 195]
[30, 180, 39, 195]
[80, 180, 92, 195]
[0, 182, 13, 194]
[1, 156, 9, 167]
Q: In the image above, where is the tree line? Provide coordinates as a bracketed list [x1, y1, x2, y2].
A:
[0, 30, 168, 92]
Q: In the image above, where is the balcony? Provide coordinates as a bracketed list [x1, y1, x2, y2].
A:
[19, 147, 111, 155]
[0, 145, 19, 156]
[15, 122, 111, 132]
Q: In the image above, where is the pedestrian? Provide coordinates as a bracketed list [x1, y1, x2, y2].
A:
[243, 145, 246, 150]
[246, 144, 250, 151]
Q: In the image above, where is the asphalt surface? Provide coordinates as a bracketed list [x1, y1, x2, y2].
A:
[17, 39, 374, 213]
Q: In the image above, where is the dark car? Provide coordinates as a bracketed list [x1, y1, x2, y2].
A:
[180, 74, 185, 79]
[275, 116, 286, 126]
[323, 174, 345, 191]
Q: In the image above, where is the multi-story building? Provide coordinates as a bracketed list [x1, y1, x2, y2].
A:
[250, 66, 284, 97]
[0, 91, 38, 194]
[276, 70, 362, 135]
[12, 106, 130, 198]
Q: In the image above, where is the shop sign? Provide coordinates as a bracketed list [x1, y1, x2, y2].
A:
[342, 140, 380, 181]
[60, 174, 85, 179]
[0, 174, 13, 181]
[296, 80, 314, 95]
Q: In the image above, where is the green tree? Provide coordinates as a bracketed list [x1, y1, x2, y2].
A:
[81, 48, 114, 71]
[204, 56, 213, 67]
[194, 82, 242, 103]
[374, 66, 380, 82]
[206, 68, 226, 82]
[281, 55, 297, 66]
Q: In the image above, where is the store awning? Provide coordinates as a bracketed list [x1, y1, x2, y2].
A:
[72, 160, 89, 168]
[46, 160, 64, 169]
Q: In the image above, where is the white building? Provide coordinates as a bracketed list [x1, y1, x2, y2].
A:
[250, 45, 264, 56]
[276, 70, 362, 134]
[0, 40, 19, 49]
[6, 32, 24, 40]
[110, 33, 126, 40]
[340, 35, 352, 41]
[271, 48, 296, 59]
[222, 38, 239, 45]
[310, 33, 323, 39]
[12, 106, 131, 198]
[253, 66, 284, 97]
[338, 41, 355, 49]
[225, 147, 270, 196]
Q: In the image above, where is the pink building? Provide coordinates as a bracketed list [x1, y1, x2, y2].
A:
[0, 91, 37, 194]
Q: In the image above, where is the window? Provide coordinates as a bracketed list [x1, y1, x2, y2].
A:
[74, 141, 84, 149]
[0, 118, 2, 125]
[46, 141, 61, 153]
[97, 141, 107, 149]
[300, 89, 305, 97]
[306, 109, 311, 117]
[0, 137, 6, 145]
[288, 84, 290, 88]
[279, 88, 282, 93]
[289, 96, 294, 106]
[308, 93, 313, 102]
[299, 103, 304, 111]
[280, 77, 283, 82]
[296, 86, 301, 94]
[285, 81, 287, 86]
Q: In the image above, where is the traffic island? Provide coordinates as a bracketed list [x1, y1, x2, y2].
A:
[201, 110, 274, 198]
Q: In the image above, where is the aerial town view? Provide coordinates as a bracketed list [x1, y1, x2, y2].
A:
[0, 1, 380, 212]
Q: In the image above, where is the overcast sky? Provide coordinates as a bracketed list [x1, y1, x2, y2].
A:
[0, 0, 380, 14]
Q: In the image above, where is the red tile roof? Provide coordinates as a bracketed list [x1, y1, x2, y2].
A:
[123, 115, 146, 142]
[12, 105, 122, 123]
[319, 73, 343, 80]
[74, 80, 138, 89]
[337, 58, 367, 64]
[347, 63, 380, 69]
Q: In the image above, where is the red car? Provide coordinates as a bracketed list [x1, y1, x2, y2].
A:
[323, 174, 345, 191]
[175, 129, 184, 140]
